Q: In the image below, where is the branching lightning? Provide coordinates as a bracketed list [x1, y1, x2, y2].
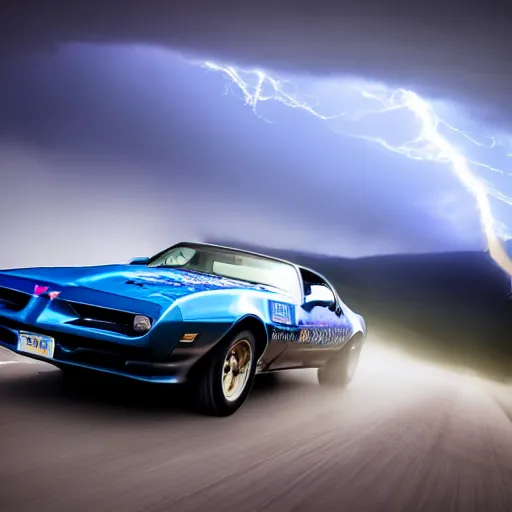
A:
[203, 62, 344, 122]
[199, 61, 512, 278]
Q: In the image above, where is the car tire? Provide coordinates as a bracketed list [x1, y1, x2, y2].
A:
[192, 330, 257, 417]
[318, 335, 363, 388]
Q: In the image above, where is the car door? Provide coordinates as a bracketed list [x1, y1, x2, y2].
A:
[263, 298, 302, 370]
[290, 273, 353, 367]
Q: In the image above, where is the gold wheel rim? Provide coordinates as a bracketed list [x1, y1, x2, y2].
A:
[221, 339, 253, 402]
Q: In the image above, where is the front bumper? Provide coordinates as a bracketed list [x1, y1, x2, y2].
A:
[0, 322, 205, 384]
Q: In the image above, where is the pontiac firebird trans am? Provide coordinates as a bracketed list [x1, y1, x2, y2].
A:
[0, 242, 367, 416]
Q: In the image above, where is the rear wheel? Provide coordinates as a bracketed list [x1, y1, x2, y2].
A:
[318, 335, 363, 388]
[192, 330, 257, 416]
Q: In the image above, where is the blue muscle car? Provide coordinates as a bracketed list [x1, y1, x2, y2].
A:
[0, 242, 367, 416]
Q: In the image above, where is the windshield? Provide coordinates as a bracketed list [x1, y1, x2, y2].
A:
[148, 245, 301, 301]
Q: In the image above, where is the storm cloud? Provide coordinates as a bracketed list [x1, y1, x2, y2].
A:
[4, 0, 511, 126]
[0, 0, 509, 267]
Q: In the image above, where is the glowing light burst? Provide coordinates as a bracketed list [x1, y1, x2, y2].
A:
[199, 61, 512, 276]
[354, 88, 499, 238]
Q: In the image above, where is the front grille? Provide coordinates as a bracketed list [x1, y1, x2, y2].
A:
[0, 286, 31, 312]
[68, 318, 135, 336]
[64, 300, 145, 337]
[66, 301, 135, 325]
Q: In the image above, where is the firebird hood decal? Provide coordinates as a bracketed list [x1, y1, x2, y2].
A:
[0, 265, 279, 304]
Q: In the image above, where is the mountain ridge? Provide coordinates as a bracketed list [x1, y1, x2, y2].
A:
[207, 238, 512, 380]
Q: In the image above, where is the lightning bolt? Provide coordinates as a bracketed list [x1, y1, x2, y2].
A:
[198, 60, 512, 280]
[202, 61, 343, 122]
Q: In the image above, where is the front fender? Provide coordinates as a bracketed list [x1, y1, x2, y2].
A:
[172, 289, 271, 347]
[146, 288, 295, 367]
[169, 288, 294, 349]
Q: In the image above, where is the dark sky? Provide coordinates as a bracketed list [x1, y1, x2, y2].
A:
[1, 0, 511, 267]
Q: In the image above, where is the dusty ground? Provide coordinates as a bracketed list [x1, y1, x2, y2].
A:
[1, 331, 512, 512]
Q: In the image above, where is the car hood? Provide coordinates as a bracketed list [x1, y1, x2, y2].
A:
[0, 264, 278, 305]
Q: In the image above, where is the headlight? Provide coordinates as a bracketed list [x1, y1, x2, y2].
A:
[133, 315, 152, 334]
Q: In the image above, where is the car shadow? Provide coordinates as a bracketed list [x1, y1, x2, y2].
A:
[0, 366, 320, 419]
[0, 368, 187, 415]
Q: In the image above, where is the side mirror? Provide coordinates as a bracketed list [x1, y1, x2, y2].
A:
[129, 257, 149, 266]
[302, 284, 336, 312]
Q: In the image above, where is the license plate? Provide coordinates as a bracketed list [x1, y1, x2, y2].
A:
[17, 331, 55, 358]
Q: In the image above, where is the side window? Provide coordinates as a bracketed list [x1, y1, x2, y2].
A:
[300, 268, 338, 310]
[308, 284, 335, 305]
[307, 284, 336, 301]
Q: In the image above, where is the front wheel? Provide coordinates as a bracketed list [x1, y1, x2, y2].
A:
[318, 335, 363, 388]
[192, 330, 257, 417]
